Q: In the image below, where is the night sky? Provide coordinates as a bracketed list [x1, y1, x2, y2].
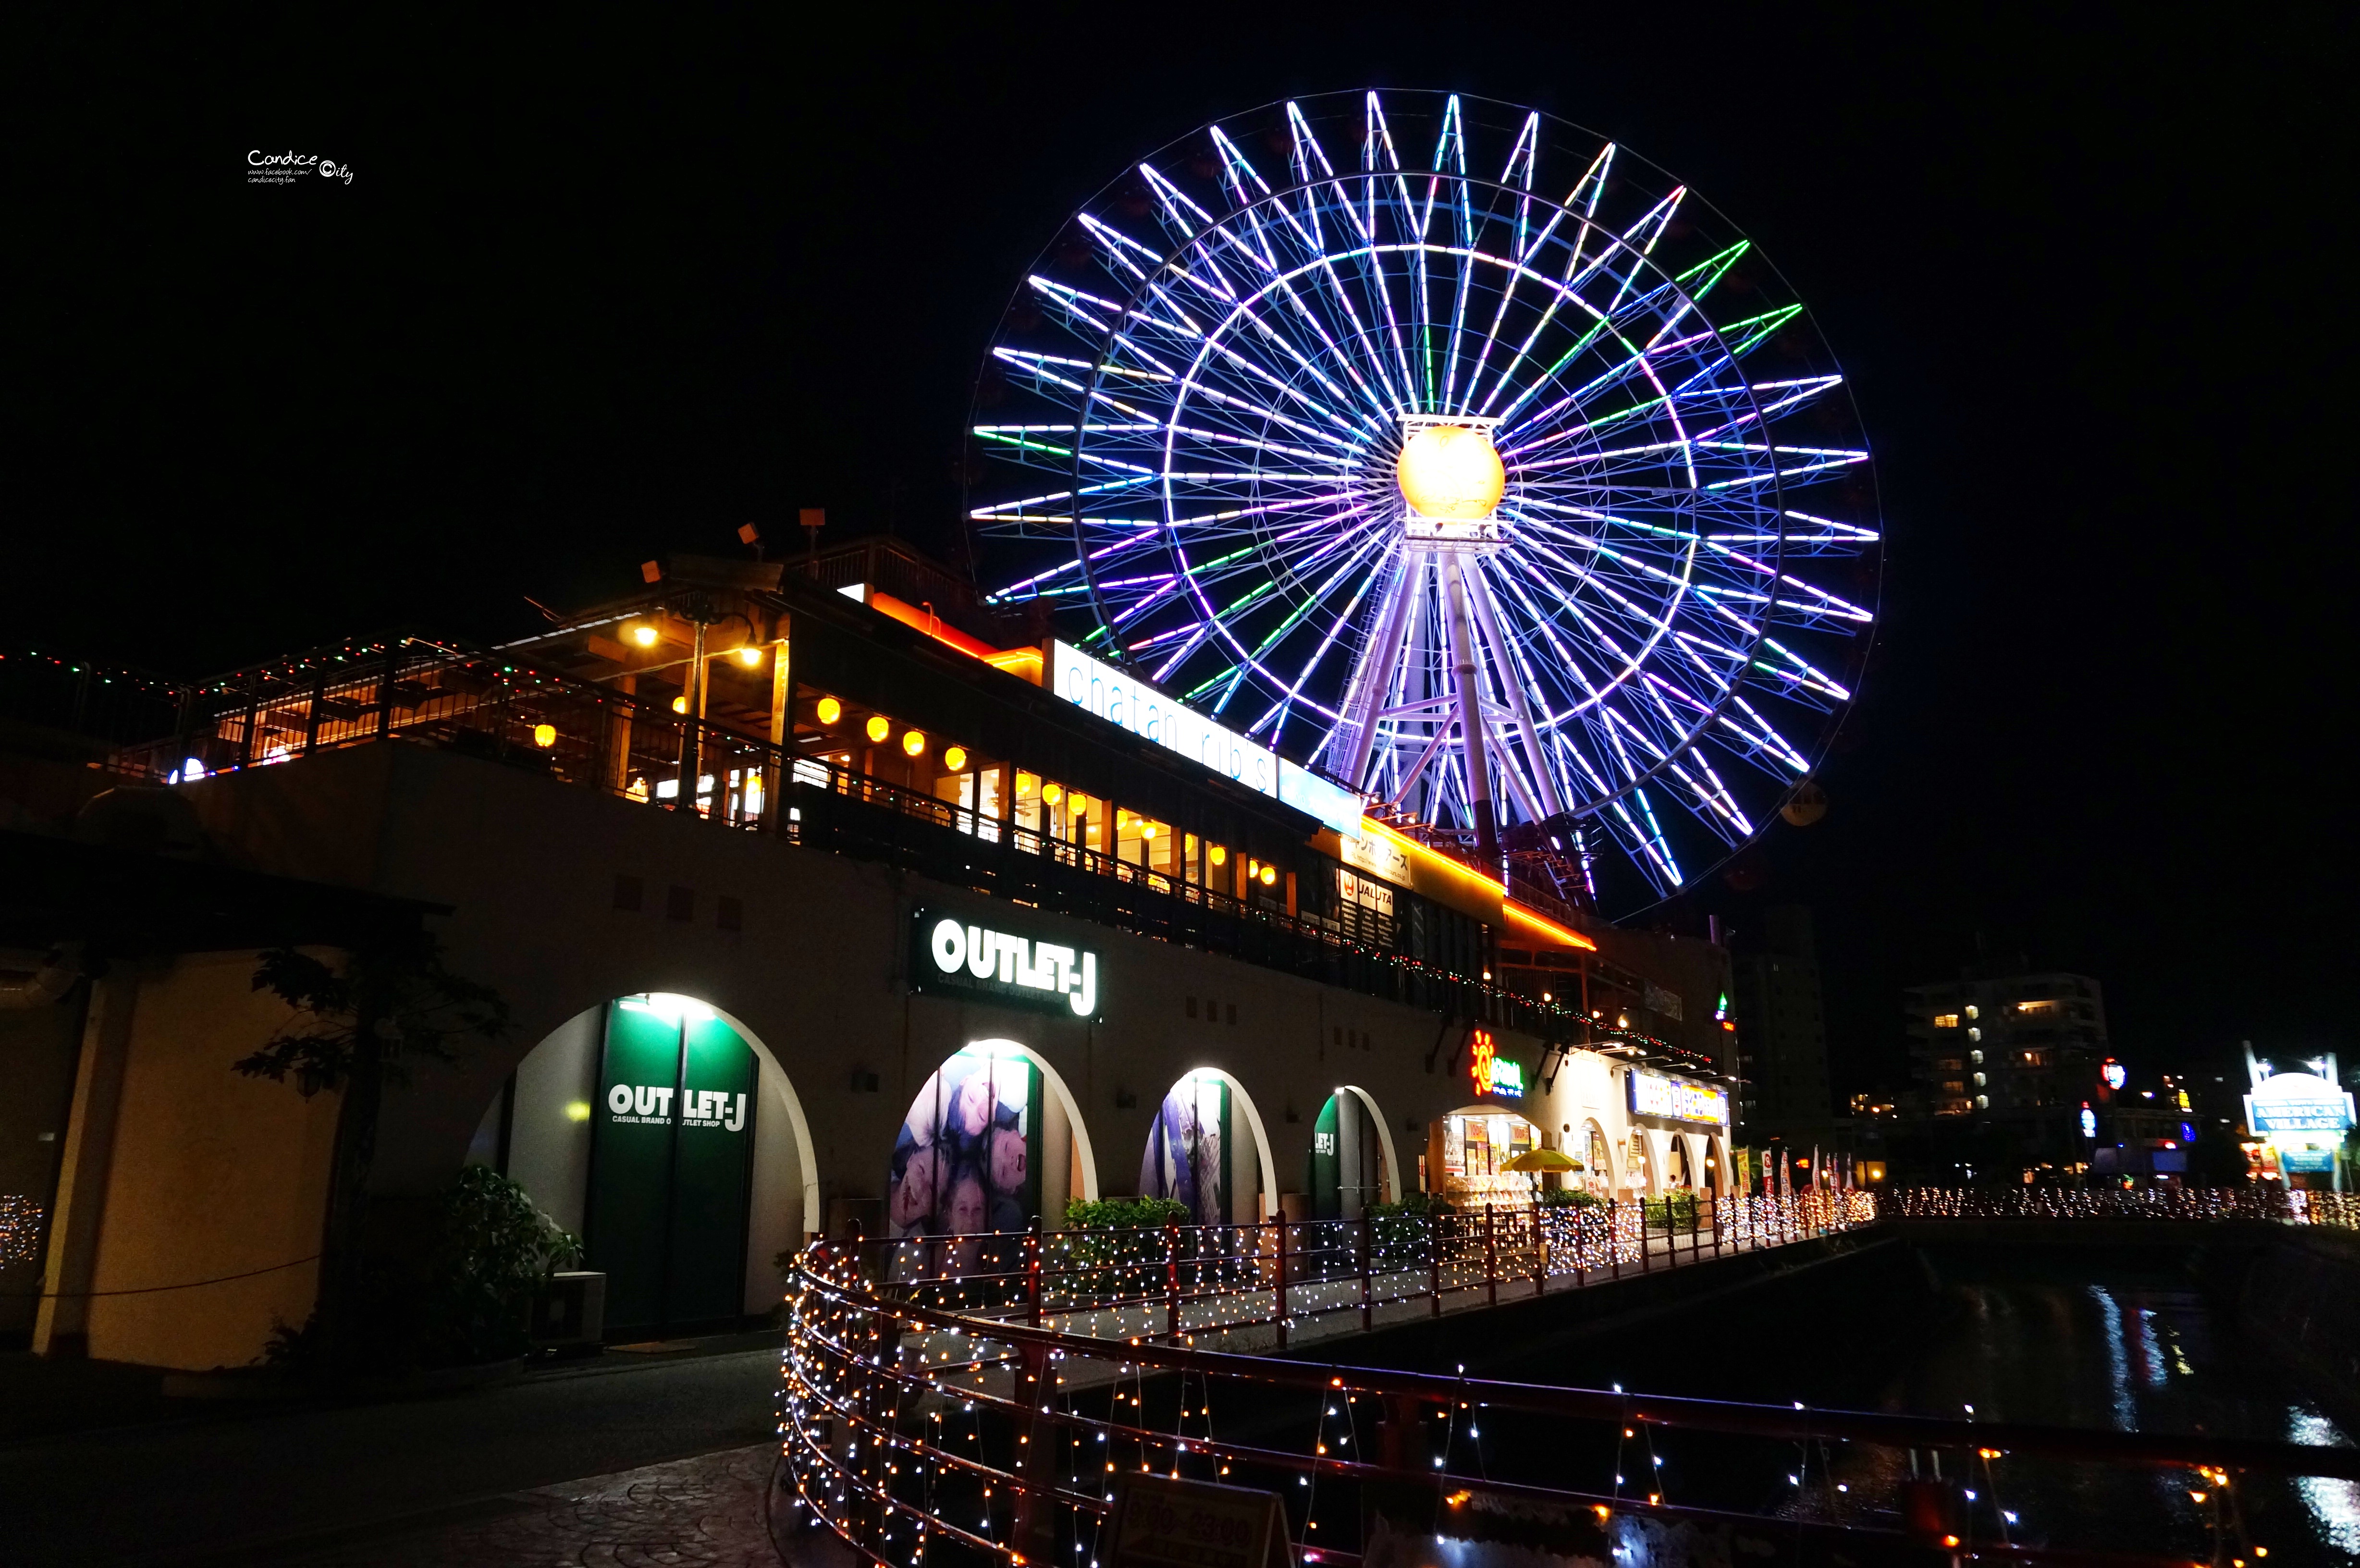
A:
[14, 8, 2353, 1097]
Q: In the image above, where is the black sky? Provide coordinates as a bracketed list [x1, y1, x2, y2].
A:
[12, 5, 2355, 1096]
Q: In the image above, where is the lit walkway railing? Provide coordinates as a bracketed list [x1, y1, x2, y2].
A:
[779, 1195, 2359, 1568]
[1885, 1187, 2360, 1226]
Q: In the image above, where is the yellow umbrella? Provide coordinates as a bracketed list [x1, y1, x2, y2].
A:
[1501, 1149, 1582, 1173]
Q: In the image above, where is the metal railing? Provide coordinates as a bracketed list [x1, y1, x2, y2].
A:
[846, 1192, 1878, 1346]
[779, 1192, 2356, 1568]
[108, 636, 1696, 1052]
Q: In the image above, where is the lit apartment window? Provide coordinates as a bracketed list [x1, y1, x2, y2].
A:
[1969, 1050, 1983, 1066]
[1965, 1004, 1979, 1020]
[2017, 999, 2056, 1015]
[1933, 1013, 1960, 1028]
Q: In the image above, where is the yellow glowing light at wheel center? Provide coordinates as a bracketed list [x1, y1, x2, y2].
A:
[1397, 424, 1505, 520]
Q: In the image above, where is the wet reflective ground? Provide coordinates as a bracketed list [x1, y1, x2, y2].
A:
[1458, 1242, 2360, 1564]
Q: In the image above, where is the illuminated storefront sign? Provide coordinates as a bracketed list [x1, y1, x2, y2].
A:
[2101, 1060, 2126, 1091]
[1469, 1029, 1523, 1099]
[2245, 1072, 2355, 1136]
[912, 908, 1100, 1018]
[1048, 641, 1363, 833]
[1628, 1069, 1729, 1127]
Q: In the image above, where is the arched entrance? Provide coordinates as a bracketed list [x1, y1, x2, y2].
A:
[1309, 1087, 1398, 1220]
[1666, 1134, 1696, 1188]
[888, 1039, 1097, 1238]
[472, 993, 819, 1338]
[1139, 1068, 1275, 1224]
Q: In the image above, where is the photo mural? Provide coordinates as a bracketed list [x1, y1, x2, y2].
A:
[1140, 1072, 1227, 1225]
[888, 1047, 1042, 1238]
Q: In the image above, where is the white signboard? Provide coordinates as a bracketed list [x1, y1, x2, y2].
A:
[2246, 1072, 2356, 1136]
[1339, 826, 1414, 886]
[1048, 641, 1362, 834]
[1628, 1070, 1730, 1127]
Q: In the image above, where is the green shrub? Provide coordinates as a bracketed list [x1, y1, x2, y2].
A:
[1538, 1187, 1603, 1209]
[422, 1164, 582, 1365]
[1063, 1196, 1190, 1229]
[1641, 1192, 1702, 1229]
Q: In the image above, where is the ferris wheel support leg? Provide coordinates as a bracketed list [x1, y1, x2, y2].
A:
[1340, 551, 1422, 790]
[1442, 554, 1500, 866]
[1464, 564, 1567, 820]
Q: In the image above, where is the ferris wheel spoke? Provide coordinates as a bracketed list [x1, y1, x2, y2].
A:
[1242, 534, 1397, 743]
[1466, 141, 1617, 415]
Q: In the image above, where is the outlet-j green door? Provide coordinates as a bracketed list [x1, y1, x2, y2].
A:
[588, 998, 757, 1335]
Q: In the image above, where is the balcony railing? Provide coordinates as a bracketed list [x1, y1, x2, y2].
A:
[107, 636, 1669, 1049]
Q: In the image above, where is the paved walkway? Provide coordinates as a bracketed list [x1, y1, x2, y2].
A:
[281, 1442, 794, 1567]
[5, 1342, 782, 1565]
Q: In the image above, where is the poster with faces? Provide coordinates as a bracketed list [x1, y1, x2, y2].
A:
[889, 1050, 1036, 1238]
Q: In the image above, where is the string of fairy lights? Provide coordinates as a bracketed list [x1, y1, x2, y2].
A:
[777, 1194, 1899, 1568]
[778, 1188, 2308, 1568]
[1890, 1185, 2358, 1227]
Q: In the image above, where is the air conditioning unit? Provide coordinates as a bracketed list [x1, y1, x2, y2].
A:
[529, 1271, 607, 1354]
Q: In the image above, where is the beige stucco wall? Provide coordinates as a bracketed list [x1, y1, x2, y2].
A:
[78, 951, 338, 1370]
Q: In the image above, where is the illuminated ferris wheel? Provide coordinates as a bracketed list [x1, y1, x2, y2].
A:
[969, 91, 1882, 914]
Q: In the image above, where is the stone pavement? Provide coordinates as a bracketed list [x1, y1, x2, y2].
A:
[282, 1441, 811, 1567]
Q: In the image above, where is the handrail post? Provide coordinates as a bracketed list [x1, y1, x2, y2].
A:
[1275, 1211, 1290, 1349]
[1359, 1213, 1373, 1331]
[1429, 1210, 1442, 1317]
[1532, 1200, 1546, 1296]
[1027, 1216, 1043, 1328]
[1642, 1199, 1652, 1273]
[1485, 1203, 1498, 1308]
[1166, 1218, 1181, 1339]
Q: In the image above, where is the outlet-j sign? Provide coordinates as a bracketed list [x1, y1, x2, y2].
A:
[912, 908, 1101, 1018]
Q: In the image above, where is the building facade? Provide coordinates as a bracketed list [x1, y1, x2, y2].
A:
[3, 547, 1742, 1367]
[1901, 970, 2108, 1165]
[1730, 906, 1833, 1140]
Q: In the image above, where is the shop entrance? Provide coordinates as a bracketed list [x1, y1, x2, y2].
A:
[587, 994, 758, 1334]
[1432, 1106, 1542, 1207]
[1309, 1088, 1393, 1220]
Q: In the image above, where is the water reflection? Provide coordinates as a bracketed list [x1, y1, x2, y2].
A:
[1870, 1260, 2356, 1566]
[1470, 1245, 2358, 1565]
[2290, 1411, 2360, 1557]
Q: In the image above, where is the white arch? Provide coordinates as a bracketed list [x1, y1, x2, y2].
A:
[1157, 1067, 1277, 1220]
[1577, 1117, 1615, 1194]
[957, 1037, 1102, 1203]
[1328, 1084, 1402, 1208]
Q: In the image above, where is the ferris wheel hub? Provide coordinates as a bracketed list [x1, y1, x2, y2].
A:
[1397, 416, 1505, 520]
